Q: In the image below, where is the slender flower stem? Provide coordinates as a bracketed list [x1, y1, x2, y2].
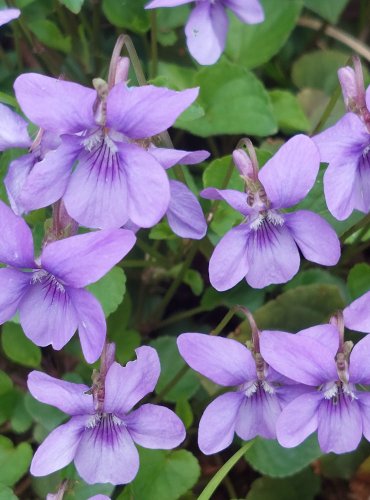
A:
[150, 11, 158, 79]
[136, 238, 168, 266]
[157, 305, 207, 328]
[311, 85, 341, 135]
[197, 441, 254, 500]
[340, 213, 370, 243]
[153, 242, 199, 322]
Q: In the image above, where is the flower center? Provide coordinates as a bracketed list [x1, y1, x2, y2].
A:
[31, 269, 65, 293]
[240, 380, 275, 398]
[321, 381, 357, 403]
[85, 413, 125, 430]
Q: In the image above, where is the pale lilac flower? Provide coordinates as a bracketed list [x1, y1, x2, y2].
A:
[202, 135, 341, 290]
[0, 8, 20, 27]
[13, 73, 199, 229]
[260, 323, 370, 454]
[177, 333, 307, 454]
[343, 290, 370, 334]
[29, 347, 185, 485]
[0, 200, 135, 362]
[145, 0, 264, 65]
[314, 59, 370, 221]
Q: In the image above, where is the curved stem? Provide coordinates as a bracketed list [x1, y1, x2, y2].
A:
[197, 441, 254, 500]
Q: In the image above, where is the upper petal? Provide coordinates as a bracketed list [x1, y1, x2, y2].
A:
[0, 200, 35, 268]
[318, 396, 362, 454]
[68, 288, 106, 364]
[297, 324, 340, 355]
[224, 0, 264, 23]
[245, 223, 300, 289]
[41, 229, 136, 288]
[104, 347, 161, 415]
[260, 330, 337, 386]
[125, 404, 185, 449]
[106, 83, 199, 139]
[30, 416, 86, 476]
[27, 371, 92, 415]
[0, 8, 20, 26]
[198, 392, 244, 454]
[74, 422, 139, 485]
[167, 180, 207, 239]
[14, 74, 96, 133]
[149, 146, 210, 169]
[209, 224, 250, 291]
[5, 153, 37, 215]
[285, 210, 341, 266]
[177, 332, 256, 386]
[119, 143, 170, 228]
[201, 187, 252, 216]
[0, 103, 31, 150]
[276, 391, 321, 448]
[258, 135, 320, 209]
[185, 2, 228, 65]
[344, 291, 370, 333]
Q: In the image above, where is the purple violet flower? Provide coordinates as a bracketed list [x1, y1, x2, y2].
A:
[177, 332, 307, 454]
[202, 135, 341, 290]
[145, 0, 264, 66]
[12, 73, 199, 229]
[260, 321, 370, 454]
[0, 8, 20, 27]
[313, 60, 370, 220]
[0, 200, 136, 362]
[28, 347, 185, 485]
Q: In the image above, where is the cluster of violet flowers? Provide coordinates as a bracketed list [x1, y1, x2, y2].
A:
[0, 1, 369, 492]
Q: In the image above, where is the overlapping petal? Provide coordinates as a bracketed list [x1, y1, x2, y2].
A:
[297, 324, 340, 354]
[41, 229, 136, 288]
[149, 146, 209, 169]
[260, 331, 337, 385]
[5, 153, 37, 215]
[27, 371, 92, 416]
[276, 392, 321, 447]
[0, 8, 20, 26]
[177, 333, 256, 386]
[0, 268, 30, 324]
[348, 333, 370, 384]
[104, 347, 161, 415]
[258, 135, 320, 209]
[235, 390, 281, 440]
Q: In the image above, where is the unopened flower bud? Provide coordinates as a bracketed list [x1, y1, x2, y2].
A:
[114, 57, 130, 85]
[338, 66, 357, 111]
[232, 148, 254, 179]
